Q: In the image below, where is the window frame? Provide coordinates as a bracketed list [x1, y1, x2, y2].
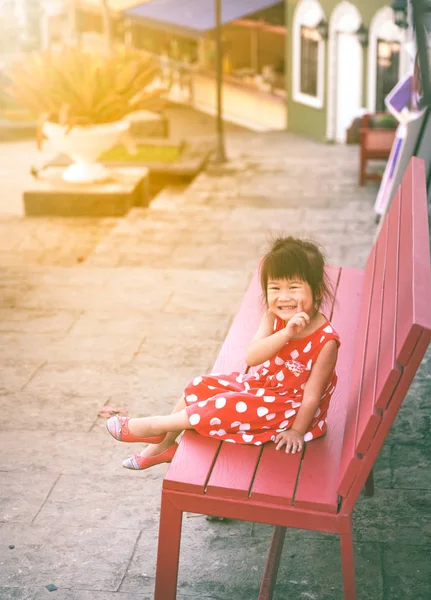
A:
[292, 0, 326, 109]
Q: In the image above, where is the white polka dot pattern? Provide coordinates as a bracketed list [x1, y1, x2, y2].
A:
[182, 317, 339, 445]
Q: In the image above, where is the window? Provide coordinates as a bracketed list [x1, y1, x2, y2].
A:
[376, 40, 400, 111]
[300, 26, 319, 97]
[292, 0, 325, 109]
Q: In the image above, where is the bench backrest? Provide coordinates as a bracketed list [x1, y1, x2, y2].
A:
[337, 157, 431, 504]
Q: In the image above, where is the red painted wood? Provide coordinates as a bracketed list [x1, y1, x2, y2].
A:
[212, 267, 264, 374]
[154, 493, 183, 600]
[396, 159, 431, 363]
[340, 523, 357, 600]
[258, 526, 287, 600]
[163, 431, 220, 493]
[295, 267, 364, 513]
[250, 443, 301, 505]
[206, 441, 262, 498]
[163, 488, 349, 534]
[341, 329, 431, 514]
[354, 218, 389, 455]
[375, 192, 402, 410]
[337, 246, 376, 497]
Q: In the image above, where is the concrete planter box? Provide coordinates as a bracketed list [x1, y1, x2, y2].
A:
[44, 138, 213, 197]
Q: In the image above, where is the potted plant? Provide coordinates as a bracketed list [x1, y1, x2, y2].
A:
[4, 45, 162, 183]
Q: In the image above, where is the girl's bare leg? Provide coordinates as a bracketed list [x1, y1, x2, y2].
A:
[128, 409, 191, 440]
[137, 397, 186, 458]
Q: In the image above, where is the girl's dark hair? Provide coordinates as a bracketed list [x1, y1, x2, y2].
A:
[260, 236, 334, 312]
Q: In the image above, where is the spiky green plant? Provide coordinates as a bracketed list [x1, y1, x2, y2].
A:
[5, 45, 162, 132]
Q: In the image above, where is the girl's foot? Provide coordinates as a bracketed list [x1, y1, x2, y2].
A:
[106, 416, 165, 444]
[122, 442, 179, 470]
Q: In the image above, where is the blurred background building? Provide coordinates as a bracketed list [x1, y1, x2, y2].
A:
[0, 1, 425, 141]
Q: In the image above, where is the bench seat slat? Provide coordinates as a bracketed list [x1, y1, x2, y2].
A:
[206, 443, 262, 498]
[375, 194, 402, 410]
[250, 443, 301, 505]
[396, 159, 431, 364]
[164, 431, 221, 493]
[355, 219, 389, 454]
[337, 246, 376, 497]
[294, 266, 364, 513]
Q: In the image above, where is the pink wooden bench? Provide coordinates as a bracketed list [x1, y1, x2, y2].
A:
[154, 157, 431, 599]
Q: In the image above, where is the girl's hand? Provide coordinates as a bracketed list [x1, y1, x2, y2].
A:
[274, 429, 304, 454]
[284, 299, 310, 338]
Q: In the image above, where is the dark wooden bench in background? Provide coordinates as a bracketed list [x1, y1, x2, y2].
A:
[154, 157, 431, 600]
[359, 113, 397, 186]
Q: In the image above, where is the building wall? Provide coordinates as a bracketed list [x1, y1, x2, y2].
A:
[286, 0, 391, 141]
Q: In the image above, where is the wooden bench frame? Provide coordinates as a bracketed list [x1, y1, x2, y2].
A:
[359, 113, 397, 186]
[154, 157, 431, 599]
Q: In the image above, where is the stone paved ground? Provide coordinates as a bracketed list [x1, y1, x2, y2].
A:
[0, 106, 430, 600]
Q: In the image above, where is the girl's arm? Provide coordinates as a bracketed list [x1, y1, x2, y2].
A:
[275, 339, 338, 452]
[245, 304, 311, 367]
[244, 310, 291, 367]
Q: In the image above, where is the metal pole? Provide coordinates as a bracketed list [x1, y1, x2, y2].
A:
[213, 0, 227, 163]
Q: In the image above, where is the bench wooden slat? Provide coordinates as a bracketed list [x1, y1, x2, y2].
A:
[294, 266, 364, 513]
[211, 268, 263, 375]
[342, 329, 431, 515]
[250, 443, 301, 505]
[355, 218, 389, 454]
[206, 443, 262, 498]
[338, 157, 431, 498]
[336, 246, 377, 497]
[163, 431, 221, 493]
[396, 159, 430, 364]
[375, 192, 402, 410]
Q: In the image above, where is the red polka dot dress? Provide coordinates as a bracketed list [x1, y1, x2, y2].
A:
[184, 316, 340, 446]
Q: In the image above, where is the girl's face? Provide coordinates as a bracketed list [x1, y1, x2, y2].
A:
[267, 277, 315, 321]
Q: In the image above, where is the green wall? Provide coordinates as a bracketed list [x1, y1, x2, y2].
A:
[285, 0, 390, 141]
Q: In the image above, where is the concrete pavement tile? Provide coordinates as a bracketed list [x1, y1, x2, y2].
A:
[353, 489, 431, 546]
[24, 363, 197, 399]
[32, 474, 162, 530]
[102, 267, 171, 288]
[202, 245, 262, 270]
[391, 444, 431, 490]
[0, 472, 59, 524]
[0, 429, 170, 477]
[0, 588, 149, 600]
[162, 268, 250, 289]
[0, 523, 140, 591]
[0, 392, 101, 432]
[168, 244, 209, 268]
[4, 283, 171, 312]
[0, 360, 44, 393]
[69, 310, 230, 342]
[0, 332, 143, 364]
[274, 539, 383, 600]
[229, 207, 304, 231]
[0, 309, 78, 333]
[0, 266, 113, 287]
[162, 286, 246, 316]
[371, 442, 392, 489]
[133, 338, 221, 373]
[118, 515, 260, 597]
[382, 545, 431, 600]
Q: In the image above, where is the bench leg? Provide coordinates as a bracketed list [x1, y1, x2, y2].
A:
[364, 468, 374, 497]
[154, 492, 183, 600]
[340, 522, 356, 600]
[258, 526, 287, 600]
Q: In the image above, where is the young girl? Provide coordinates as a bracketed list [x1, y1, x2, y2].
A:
[107, 236, 340, 470]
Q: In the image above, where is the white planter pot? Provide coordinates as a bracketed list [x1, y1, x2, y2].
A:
[43, 120, 130, 184]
